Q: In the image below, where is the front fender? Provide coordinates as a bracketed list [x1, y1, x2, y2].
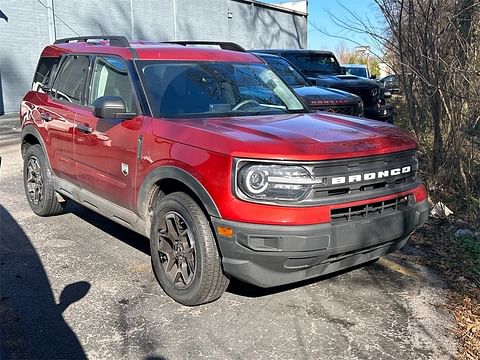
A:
[137, 165, 221, 219]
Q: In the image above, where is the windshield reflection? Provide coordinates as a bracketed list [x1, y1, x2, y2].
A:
[139, 62, 306, 118]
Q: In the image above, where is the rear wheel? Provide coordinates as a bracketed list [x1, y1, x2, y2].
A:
[150, 192, 229, 305]
[23, 144, 64, 216]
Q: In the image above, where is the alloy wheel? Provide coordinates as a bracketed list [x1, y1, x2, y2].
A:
[156, 211, 196, 289]
[26, 156, 44, 205]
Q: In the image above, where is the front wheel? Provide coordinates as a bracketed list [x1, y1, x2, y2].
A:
[150, 192, 229, 305]
[23, 144, 64, 216]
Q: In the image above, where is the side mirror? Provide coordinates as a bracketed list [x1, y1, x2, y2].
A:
[93, 96, 137, 120]
[41, 84, 52, 93]
[340, 67, 346, 75]
[370, 74, 377, 80]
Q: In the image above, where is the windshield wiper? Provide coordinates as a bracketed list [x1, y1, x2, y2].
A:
[286, 108, 308, 114]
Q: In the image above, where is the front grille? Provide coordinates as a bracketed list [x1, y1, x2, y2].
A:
[312, 104, 357, 116]
[330, 195, 410, 224]
[306, 150, 418, 205]
[336, 87, 379, 106]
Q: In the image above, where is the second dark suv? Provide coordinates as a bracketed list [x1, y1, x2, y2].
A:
[252, 52, 364, 116]
[252, 49, 393, 122]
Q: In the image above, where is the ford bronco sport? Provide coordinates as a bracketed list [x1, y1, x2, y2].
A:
[21, 36, 428, 305]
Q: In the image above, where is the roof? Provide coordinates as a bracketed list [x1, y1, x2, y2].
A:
[250, 51, 281, 59]
[41, 39, 262, 63]
[249, 49, 334, 55]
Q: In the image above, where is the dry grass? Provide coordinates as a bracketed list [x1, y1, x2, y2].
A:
[402, 218, 480, 359]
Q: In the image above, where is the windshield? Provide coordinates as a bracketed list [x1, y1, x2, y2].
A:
[261, 56, 309, 87]
[138, 61, 305, 118]
[345, 67, 368, 78]
[281, 53, 341, 76]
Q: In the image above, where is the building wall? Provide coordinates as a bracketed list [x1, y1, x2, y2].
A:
[0, 0, 307, 114]
[0, 1, 51, 115]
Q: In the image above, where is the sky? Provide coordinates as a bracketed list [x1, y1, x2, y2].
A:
[265, 0, 385, 53]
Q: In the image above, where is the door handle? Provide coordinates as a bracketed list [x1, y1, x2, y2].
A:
[40, 113, 52, 122]
[76, 123, 93, 134]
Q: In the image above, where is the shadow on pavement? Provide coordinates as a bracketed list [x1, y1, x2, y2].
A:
[0, 205, 89, 359]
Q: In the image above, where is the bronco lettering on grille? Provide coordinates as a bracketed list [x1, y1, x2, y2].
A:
[330, 166, 412, 185]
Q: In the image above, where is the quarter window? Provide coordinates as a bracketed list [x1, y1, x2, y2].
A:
[32, 57, 60, 91]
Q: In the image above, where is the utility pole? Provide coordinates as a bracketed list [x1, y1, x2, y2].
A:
[46, 0, 56, 43]
[130, 0, 134, 40]
[172, 0, 177, 40]
[355, 45, 370, 67]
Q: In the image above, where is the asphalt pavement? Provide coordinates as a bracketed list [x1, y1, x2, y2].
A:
[0, 117, 456, 359]
[0, 113, 21, 147]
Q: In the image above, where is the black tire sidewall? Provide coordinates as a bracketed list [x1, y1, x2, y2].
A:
[23, 145, 57, 216]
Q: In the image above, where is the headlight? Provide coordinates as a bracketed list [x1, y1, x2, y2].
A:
[236, 163, 322, 202]
[358, 100, 364, 116]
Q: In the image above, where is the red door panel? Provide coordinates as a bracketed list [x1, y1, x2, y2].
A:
[74, 107, 142, 210]
[40, 96, 77, 184]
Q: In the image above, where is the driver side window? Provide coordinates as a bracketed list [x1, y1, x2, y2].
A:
[88, 56, 135, 112]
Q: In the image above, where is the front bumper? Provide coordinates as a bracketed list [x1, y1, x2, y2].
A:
[364, 104, 394, 121]
[212, 199, 429, 287]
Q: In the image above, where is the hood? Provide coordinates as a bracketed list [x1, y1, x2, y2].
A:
[312, 75, 379, 88]
[153, 112, 417, 161]
[293, 86, 359, 103]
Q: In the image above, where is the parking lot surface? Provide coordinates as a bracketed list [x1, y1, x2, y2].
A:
[0, 118, 455, 359]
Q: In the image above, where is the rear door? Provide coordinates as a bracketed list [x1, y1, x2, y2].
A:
[74, 56, 142, 210]
[42, 55, 91, 184]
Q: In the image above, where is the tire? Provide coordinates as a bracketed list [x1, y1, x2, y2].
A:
[150, 192, 229, 305]
[23, 144, 64, 216]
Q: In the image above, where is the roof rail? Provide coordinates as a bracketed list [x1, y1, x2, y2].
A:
[163, 41, 245, 52]
[54, 36, 130, 48]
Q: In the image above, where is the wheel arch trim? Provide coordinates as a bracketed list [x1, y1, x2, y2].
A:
[21, 125, 52, 169]
[138, 166, 221, 219]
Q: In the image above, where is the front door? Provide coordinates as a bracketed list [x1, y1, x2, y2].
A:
[74, 56, 142, 211]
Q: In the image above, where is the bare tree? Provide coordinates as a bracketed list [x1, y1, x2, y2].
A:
[319, 0, 479, 218]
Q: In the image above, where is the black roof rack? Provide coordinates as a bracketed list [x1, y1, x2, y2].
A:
[163, 41, 245, 52]
[54, 36, 130, 48]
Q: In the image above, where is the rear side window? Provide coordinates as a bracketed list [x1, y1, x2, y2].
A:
[51, 55, 90, 105]
[32, 57, 60, 91]
[263, 57, 307, 86]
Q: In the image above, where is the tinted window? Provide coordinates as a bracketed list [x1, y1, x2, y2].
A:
[32, 57, 60, 91]
[282, 53, 341, 76]
[261, 57, 308, 86]
[52, 55, 90, 105]
[345, 67, 368, 78]
[88, 56, 135, 111]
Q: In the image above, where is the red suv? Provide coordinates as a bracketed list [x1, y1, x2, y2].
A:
[20, 36, 428, 305]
